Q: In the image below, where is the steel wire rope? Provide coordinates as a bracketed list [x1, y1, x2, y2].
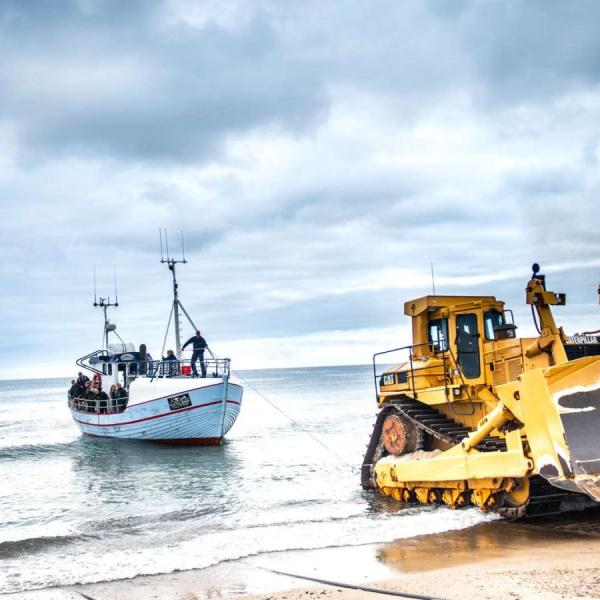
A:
[203, 344, 357, 470]
[77, 566, 448, 600]
[240, 562, 448, 600]
[231, 368, 358, 473]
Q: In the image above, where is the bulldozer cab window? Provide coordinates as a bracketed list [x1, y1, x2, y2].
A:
[484, 309, 505, 340]
[428, 318, 448, 352]
[455, 313, 481, 379]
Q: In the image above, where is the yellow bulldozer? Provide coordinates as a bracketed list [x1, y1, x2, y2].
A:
[362, 264, 600, 518]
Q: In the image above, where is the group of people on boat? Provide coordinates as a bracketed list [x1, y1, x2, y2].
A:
[68, 372, 127, 402]
[68, 330, 210, 403]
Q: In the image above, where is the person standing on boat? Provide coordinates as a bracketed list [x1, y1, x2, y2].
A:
[182, 330, 208, 377]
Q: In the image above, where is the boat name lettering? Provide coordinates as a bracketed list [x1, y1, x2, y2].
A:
[168, 393, 192, 411]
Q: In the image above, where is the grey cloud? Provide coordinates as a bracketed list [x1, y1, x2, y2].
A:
[202, 261, 600, 343]
[456, 0, 600, 104]
[0, 1, 328, 163]
[500, 167, 600, 258]
[503, 167, 582, 197]
[5, 0, 600, 167]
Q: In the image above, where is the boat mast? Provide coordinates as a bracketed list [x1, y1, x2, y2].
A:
[160, 229, 192, 359]
[171, 261, 183, 357]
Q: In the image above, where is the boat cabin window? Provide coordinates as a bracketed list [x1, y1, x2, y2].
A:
[428, 318, 448, 352]
[484, 309, 505, 340]
[455, 313, 480, 379]
[101, 363, 112, 375]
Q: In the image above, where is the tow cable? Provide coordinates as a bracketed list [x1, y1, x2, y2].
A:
[232, 369, 357, 471]
[242, 562, 448, 600]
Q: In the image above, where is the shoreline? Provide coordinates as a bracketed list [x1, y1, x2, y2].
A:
[9, 508, 600, 600]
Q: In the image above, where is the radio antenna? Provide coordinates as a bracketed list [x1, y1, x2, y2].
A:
[159, 228, 165, 262]
[113, 265, 119, 306]
[165, 229, 170, 261]
[430, 262, 437, 296]
[181, 230, 186, 262]
[93, 265, 98, 305]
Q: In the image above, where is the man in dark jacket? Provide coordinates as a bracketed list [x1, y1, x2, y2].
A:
[182, 330, 208, 377]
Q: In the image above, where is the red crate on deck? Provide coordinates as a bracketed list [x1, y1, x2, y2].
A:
[181, 365, 192, 376]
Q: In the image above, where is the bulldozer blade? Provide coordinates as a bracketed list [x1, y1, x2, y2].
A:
[551, 383, 600, 500]
[517, 358, 600, 504]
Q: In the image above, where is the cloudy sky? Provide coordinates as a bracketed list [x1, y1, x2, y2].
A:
[1, 0, 599, 379]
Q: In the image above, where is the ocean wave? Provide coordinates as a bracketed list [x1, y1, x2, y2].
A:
[0, 440, 79, 460]
[1, 507, 497, 594]
[82, 502, 339, 539]
[0, 532, 96, 559]
[87, 505, 229, 533]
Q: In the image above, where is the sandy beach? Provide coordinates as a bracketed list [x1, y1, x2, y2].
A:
[10, 508, 600, 600]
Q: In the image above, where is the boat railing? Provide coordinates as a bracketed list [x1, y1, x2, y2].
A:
[76, 348, 108, 375]
[146, 357, 230, 380]
[68, 395, 129, 414]
[89, 356, 231, 380]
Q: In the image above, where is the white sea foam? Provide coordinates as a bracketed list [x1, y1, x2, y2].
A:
[1, 508, 495, 592]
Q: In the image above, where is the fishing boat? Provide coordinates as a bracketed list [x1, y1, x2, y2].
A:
[67, 233, 243, 444]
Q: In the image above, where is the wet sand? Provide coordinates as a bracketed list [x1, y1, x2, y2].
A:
[10, 508, 600, 600]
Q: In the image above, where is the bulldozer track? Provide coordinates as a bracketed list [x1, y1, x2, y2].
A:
[362, 397, 591, 519]
[393, 397, 506, 451]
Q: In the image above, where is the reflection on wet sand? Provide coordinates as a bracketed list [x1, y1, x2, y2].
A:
[377, 507, 600, 573]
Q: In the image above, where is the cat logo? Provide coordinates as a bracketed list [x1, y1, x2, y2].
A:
[382, 374, 395, 386]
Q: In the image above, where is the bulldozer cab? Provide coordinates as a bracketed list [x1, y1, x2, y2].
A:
[399, 295, 510, 390]
[427, 304, 514, 372]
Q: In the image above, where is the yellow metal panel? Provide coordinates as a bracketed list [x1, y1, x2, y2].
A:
[404, 295, 500, 317]
[375, 445, 531, 487]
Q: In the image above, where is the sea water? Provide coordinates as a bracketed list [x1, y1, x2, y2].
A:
[0, 366, 491, 593]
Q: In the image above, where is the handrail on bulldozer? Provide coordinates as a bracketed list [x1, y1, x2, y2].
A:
[372, 342, 475, 415]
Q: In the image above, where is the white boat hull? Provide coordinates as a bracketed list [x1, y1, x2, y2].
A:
[69, 377, 242, 444]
